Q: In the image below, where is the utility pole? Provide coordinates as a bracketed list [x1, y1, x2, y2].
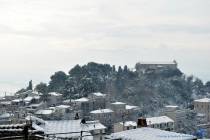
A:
[122, 113, 125, 131]
[23, 125, 29, 140]
[80, 131, 83, 140]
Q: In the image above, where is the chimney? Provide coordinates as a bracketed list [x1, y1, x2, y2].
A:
[137, 117, 147, 127]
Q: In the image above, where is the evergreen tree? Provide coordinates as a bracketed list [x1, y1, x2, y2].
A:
[118, 66, 123, 73]
[112, 65, 116, 72]
[123, 65, 128, 73]
[35, 82, 48, 93]
[48, 71, 67, 93]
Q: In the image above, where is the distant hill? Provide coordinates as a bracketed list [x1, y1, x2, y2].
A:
[18, 62, 210, 115]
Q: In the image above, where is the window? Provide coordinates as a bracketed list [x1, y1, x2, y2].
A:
[159, 124, 162, 128]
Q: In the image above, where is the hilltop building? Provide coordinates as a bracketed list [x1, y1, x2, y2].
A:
[135, 60, 178, 73]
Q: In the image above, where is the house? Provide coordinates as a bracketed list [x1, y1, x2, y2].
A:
[0, 112, 13, 124]
[11, 99, 24, 106]
[143, 116, 174, 131]
[0, 101, 12, 113]
[113, 121, 137, 133]
[161, 105, 192, 131]
[0, 122, 44, 140]
[26, 102, 45, 113]
[16, 90, 42, 99]
[47, 92, 62, 106]
[110, 102, 126, 122]
[40, 119, 106, 140]
[72, 97, 90, 117]
[109, 102, 140, 123]
[24, 95, 41, 105]
[110, 102, 126, 111]
[193, 98, 210, 138]
[194, 98, 210, 121]
[88, 92, 107, 110]
[72, 93, 107, 118]
[54, 105, 72, 119]
[35, 109, 55, 120]
[110, 127, 197, 140]
[125, 105, 140, 121]
[146, 116, 174, 131]
[90, 109, 114, 129]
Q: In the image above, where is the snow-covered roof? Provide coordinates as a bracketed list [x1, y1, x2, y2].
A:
[26, 115, 45, 124]
[63, 99, 71, 103]
[56, 105, 71, 109]
[41, 120, 105, 139]
[0, 129, 23, 132]
[49, 107, 56, 110]
[32, 123, 44, 132]
[28, 102, 44, 107]
[33, 91, 43, 95]
[90, 109, 114, 114]
[110, 127, 195, 140]
[0, 123, 26, 129]
[12, 99, 23, 103]
[126, 105, 139, 110]
[197, 113, 206, 117]
[194, 98, 210, 103]
[146, 116, 174, 125]
[119, 121, 137, 127]
[48, 92, 62, 96]
[21, 90, 33, 95]
[34, 96, 40, 99]
[0, 113, 12, 119]
[24, 96, 34, 102]
[74, 97, 89, 102]
[111, 102, 126, 105]
[165, 105, 179, 108]
[91, 92, 106, 97]
[35, 109, 54, 115]
[0, 101, 11, 105]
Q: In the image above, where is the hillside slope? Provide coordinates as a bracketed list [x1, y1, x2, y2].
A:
[20, 62, 209, 115]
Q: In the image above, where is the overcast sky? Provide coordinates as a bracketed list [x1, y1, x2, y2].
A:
[0, 0, 210, 94]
